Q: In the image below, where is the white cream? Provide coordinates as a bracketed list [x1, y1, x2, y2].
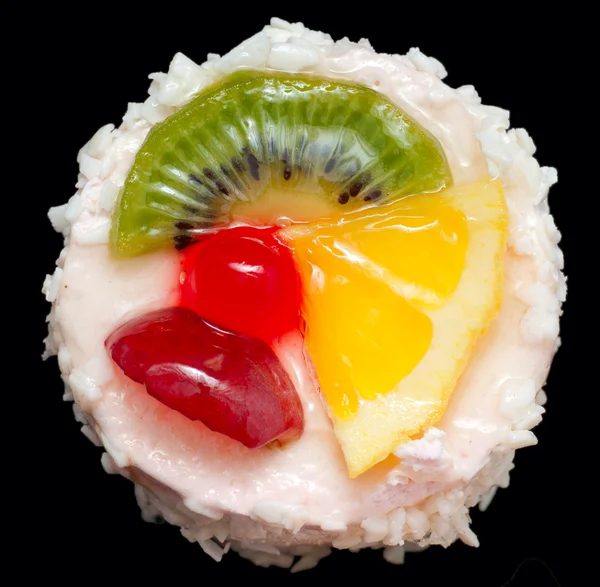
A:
[43, 18, 563, 568]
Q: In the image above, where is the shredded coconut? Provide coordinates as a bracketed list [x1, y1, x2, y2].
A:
[392, 427, 451, 482]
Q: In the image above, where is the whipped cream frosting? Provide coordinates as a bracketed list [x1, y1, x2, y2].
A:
[43, 17, 564, 568]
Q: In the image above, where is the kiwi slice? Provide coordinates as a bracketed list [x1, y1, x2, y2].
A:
[111, 70, 452, 256]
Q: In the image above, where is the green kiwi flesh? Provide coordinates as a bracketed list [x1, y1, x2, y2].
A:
[111, 70, 452, 256]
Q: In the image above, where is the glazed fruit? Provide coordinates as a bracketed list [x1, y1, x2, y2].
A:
[110, 71, 451, 256]
[106, 307, 304, 448]
[283, 180, 508, 477]
[106, 69, 509, 478]
[180, 226, 300, 342]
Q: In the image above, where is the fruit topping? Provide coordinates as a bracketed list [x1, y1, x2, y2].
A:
[104, 70, 507, 478]
[282, 180, 508, 477]
[106, 307, 304, 448]
[110, 70, 451, 256]
[180, 226, 300, 342]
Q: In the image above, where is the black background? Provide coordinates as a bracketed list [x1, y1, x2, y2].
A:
[20, 4, 580, 586]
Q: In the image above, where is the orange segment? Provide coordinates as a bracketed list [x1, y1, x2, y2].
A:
[343, 203, 469, 304]
[295, 244, 433, 419]
[282, 180, 508, 477]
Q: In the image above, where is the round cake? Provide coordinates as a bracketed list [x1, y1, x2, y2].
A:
[42, 18, 564, 571]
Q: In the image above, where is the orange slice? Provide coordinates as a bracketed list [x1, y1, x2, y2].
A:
[282, 180, 508, 477]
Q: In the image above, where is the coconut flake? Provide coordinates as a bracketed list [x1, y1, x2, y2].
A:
[478, 486, 498, 512]
[99, 179, 119, 212]
[392, 427, 451, 482]
[405, 508, 430, 540]
[48, 204, 69, 233]
[134, 484, 163, 522]
[267, 42, 321, 72]
[216, 33, 272, 74]
[361, 517, 389, 543]
[64, 194, 84, 224]
[506, 430, 538, 449]
[290, 546, 332, 573]
[251, 501, 308, 533]
[141, 94, 173, 124]
[57, 344, 72, 374]
[452, 510, 479, 547]
[331, 528, 363, 549]
[81, 424, 102, 446]
[101, 451, 121, 475]
[122, 102, 144, 130]
[42, 268, 63, 303]
[515, 282, 561, 313]
[407, 48, 447, 79]
[320, 516, 348, 532]
[456, 84, 481, 104]
[198, 539, 228, 562]
[384, 507, 406, 546]
[68, 368, 102, 404]
[520, 306, 560, 344]
[499, 378, 536, 419]
[79, 154, 102, 180]
[99, 432, 128, 468]
[515, 128, 536, 156]
[154, 53, 213, 107]
[82, 352, 115, 387]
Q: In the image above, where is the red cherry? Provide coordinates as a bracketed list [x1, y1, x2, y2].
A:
[106, 307, 303, 448]
[180, 226, 300, 342]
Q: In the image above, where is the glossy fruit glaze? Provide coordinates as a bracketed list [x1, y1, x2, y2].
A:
[106, 307, 304, 448]
[180, 226, 301, 342]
